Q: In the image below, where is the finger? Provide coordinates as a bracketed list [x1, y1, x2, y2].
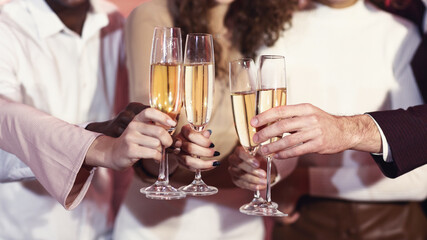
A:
[229, 166, 267, 186]
[260, 130, 314, 155]
[274, 140, 320, 159]
[229, 167, 265, 190]
[180, 125, 212, 148]
[181, 141, 216, 158]
[279, 211, 300, 225]
[133, 134, 164, 149]
[127, 122, 173, 147]
[230, 156, 266, 179]
[176, 154, 217, 171]
[125, 144, 162, 162]
[234, 148, 260, 168]
[135, 108, 176, 128]
[251, 103, 315, 128]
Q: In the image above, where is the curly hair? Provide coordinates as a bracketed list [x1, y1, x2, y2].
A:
[168, 0, 298, 78]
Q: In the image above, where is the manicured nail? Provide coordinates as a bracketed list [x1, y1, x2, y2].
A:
[251, 117, 258, 126]
[167, 119, 176, 126]
[207, 129, 212, 135]
[209, 143, 215, 148]
[213, 151, 220, 157]
[212, 161, 221, 167]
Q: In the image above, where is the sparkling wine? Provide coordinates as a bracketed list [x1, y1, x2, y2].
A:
[256, 88, 287, 144]
[231, 91, 258, 152]
[184, 63, 214, 128]
[150, 63, 183, 119]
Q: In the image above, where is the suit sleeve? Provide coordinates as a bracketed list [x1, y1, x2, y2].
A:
[369, 104, 427, 178]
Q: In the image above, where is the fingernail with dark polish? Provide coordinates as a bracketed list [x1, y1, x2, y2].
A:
[212, 161, 221, 167]
[213, 151, 220, 157]
[209, 143, 215, 148]
[207, 129, 212, 135]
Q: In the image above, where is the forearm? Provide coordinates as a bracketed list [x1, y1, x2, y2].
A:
[340, 114, 382, 153]
[0, 98, 99, 209]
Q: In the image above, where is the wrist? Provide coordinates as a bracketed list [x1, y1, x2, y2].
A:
[84, 135, 113, 169]
[345, 114, 381, 153]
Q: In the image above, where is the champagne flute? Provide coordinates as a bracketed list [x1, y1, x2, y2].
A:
[252, 55, 288, 217]
[179, 33, 218, 196]
[229, 58, 268, 215]
[140, 27, 186, 200]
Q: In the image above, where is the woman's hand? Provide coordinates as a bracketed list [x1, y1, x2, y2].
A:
[85, 108, 176, 171]
[227, 146, 268, 191]
[173, 124, 220, 171]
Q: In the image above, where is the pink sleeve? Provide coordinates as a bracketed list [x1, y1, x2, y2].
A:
[0, 97, 101, 209]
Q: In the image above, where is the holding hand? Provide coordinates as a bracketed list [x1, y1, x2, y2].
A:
[173, 124, 220, 171]
[85, 108, 176, 171]
[251, 103, 381, 159]
[227, 146, 267, 191]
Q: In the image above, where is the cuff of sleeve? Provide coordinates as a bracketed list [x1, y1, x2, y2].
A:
[62, 133, 102, 210]
[367, 114, 393, 162]
[65, 167, 97, 210]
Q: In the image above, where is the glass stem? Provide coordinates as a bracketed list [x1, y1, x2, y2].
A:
[254, 190, 261, 199]
[157, 145, 168, 183]
[195, 169, 202, 181]
[249, 151, 261, 201]
[266, 155, 272, 203]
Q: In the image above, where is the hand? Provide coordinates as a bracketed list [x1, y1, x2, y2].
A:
[85, 102, 148, 137]
[251, 103, 381, 159]
[227, 146, 267, 191]
[85, 108, 176, 171]
[173, 124, 219, 171]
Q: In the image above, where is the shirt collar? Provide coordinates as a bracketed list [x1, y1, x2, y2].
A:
[29, 0, 65, 38]
[25, 0, 109, 39]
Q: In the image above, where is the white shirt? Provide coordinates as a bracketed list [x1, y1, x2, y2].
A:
[0, 0, 125, 239]
[259, 0, 426, 201]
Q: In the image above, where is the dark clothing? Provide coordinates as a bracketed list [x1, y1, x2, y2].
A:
[370, 105, 427, 178]
[273, 196, 427, 240]
[370, 0, 427, 178]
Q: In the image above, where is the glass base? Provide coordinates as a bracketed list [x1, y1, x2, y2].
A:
[179, 179, 218, 196]
[239, 197, 279, 215]
[140, 181, 186, 200]
[247, 202, 288, 217]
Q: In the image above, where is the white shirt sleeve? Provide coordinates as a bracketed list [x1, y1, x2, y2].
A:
[367, 114, 393, 163]
[422, 0, 427, 33]
[0, 152, 35, 182]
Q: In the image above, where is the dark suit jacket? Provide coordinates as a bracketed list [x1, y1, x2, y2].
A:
[368, 0, 427, 178]
[369, 105, 427, 178]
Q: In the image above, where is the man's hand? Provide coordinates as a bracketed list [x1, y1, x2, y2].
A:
[85, 102, 148, 137]
[251, 103, 382, 159]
